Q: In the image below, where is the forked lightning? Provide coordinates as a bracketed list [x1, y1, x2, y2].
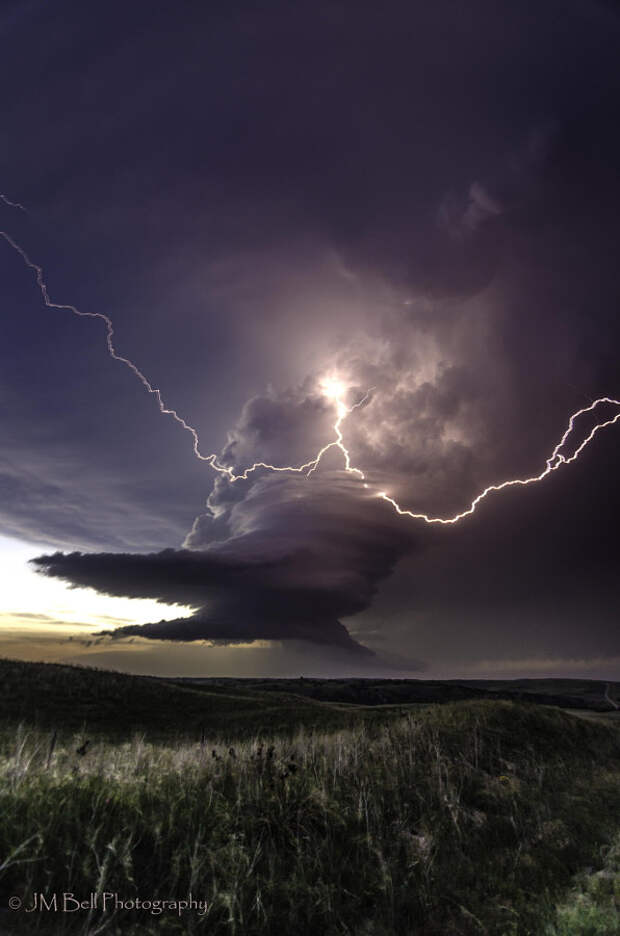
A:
[2, 218, 619, 527]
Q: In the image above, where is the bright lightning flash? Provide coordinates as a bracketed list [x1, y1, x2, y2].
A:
[0, 227, 367, 484]
[377, 396, 620, 524]
[2, 210, 620, 528]
[320, 376, 348, 408]
[307, 377, 370, 478]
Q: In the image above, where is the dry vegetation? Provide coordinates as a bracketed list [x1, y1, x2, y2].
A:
[1, 699, 619, 935]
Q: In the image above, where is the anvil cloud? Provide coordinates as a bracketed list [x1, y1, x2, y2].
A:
[1, 0, 620, 673]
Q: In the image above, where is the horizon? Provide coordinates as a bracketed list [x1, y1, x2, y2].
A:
[1, 0, 619, 681]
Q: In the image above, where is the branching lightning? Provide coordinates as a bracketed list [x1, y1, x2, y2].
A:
[0, 228, 366, 484]
[375, 397, 620, 524]
[311, 382, 620, 522]
[2, 220, 620, 528]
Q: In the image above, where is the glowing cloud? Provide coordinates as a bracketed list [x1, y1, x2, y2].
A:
[2, 217, 620, 532]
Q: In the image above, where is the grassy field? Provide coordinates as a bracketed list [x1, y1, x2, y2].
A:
[0, 658, 399, 742]
[171, 675, 620, 712]
[0, 659, 619, 935]
[2, 657, 617, 743]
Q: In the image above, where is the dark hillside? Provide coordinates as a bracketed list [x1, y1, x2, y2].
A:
[172, 674, 620, 711]
[0, 658, 371, 740]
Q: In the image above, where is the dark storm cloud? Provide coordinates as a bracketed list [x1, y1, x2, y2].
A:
[3, 0, 620, 671]
[31, 380, 416, 653]
[33, 473, 415, 653]
[28, 97, 620, 657]
[0, 448, 193, 551]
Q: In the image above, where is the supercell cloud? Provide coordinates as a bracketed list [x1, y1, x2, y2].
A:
[31, 113, 620, 658]
[33, 383, 417, 653]
[2, 0, 619, 671]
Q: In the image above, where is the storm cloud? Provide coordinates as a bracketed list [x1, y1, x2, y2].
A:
[3, 0, 620, 674]
[31, 105, 620, 657]
[33, 463, 416, 652]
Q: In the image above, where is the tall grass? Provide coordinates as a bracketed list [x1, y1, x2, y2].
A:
[545, 833, 620, 935]
[1, 701, 619, 935]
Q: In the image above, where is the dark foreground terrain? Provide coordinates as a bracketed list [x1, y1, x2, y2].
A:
[172, 674, 620, 714]
[0, 658, 619, 935]
[1, 658, 618, 741]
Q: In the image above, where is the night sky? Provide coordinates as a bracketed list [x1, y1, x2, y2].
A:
[1, 0, 620, 678]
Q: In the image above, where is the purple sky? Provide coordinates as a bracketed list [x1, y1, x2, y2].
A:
[1, 0, 620, 678]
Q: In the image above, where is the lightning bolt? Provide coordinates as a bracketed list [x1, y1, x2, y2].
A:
[0, 194, 27, 212]
[375, 397, 620, 523]
[0, 229, 223, 469]
[2, 222, 619, 527]
[306, 388, 373, 479]
[0, 228, 365, 484]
